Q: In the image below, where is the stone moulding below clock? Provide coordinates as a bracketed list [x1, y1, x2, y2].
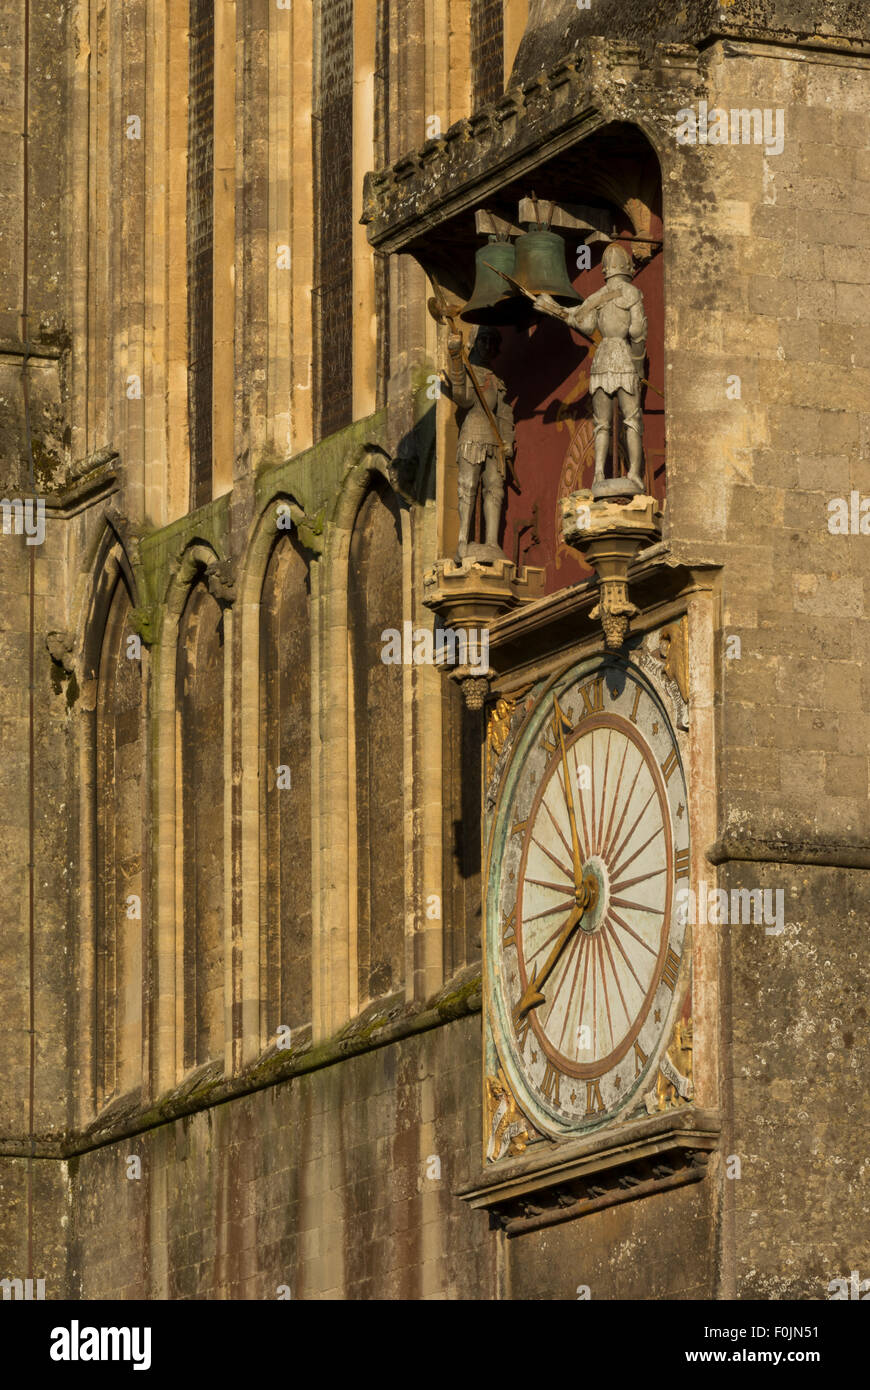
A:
[459, 1107, 719, 1236]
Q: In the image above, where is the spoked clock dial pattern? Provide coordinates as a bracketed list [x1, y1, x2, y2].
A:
[487, 661, 690, 1137]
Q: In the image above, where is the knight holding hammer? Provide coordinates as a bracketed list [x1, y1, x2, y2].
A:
[532, 240, 648, 494]
[445, 325, 515, 563]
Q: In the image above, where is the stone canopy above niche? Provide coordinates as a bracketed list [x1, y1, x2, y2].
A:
[361, 41, 693, 288]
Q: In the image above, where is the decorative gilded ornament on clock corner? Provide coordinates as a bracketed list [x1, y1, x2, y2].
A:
[645, 1016, 694, 1114]
[485, 1066, 533, 1162]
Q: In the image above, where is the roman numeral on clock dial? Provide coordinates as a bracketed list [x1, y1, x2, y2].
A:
[578, 677, 604, 718]
[629, 684, 642, 723]
[541, 695, 572, 756]
[660, 748, 679, 783]
[662, 947, 681, 992]
[501, 903, 517, 950]
[540, 1060, 562, 1106]
[585, 1080, 605, 1116]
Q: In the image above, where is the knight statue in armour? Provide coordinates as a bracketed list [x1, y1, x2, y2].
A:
[445, 326, 515, 562]
[533, 241, 647, 495]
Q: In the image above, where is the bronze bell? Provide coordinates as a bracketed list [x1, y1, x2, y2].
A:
[460, 237, 518, 325]
[511, 229, 581, 305]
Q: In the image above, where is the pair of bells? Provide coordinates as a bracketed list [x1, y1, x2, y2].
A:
[460, 231, 581, 325]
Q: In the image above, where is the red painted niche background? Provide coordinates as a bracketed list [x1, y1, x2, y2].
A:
[487, 220, 664, 594]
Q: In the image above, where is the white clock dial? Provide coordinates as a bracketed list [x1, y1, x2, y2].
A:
[487, 660, 689, 1136]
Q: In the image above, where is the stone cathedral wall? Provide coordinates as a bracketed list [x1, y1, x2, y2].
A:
[663, 43, 870, 1298]
[0, 0, 868, 1301]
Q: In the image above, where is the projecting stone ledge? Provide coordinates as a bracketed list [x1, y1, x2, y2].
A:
[361, 40, 698, 255]
[457, 1106, 720, 1236]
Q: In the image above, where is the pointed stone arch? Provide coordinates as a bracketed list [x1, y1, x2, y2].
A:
[76, 523, 148, 1115]
[347, 473, 407, 1006]
[152, 540, 229, 1086]
[235, 497, 320, 1056]
[313, 452, 415, 1028]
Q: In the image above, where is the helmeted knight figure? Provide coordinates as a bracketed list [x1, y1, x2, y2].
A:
[445, 326, 515, 562]
[534, 241, 647, 494]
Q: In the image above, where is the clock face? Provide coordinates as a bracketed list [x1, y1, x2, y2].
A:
[486, 659, 689, 1137]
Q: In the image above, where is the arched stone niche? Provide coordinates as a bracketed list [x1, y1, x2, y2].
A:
[176, 578, 225, 1068]
[259, 533, 312, 1036]
[366, 111, 665, 587]
[94, 568, 145, 1104]
[348, 479, 406, 1004]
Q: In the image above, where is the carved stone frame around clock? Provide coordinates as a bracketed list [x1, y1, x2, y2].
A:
[460, 545, 723, 1232]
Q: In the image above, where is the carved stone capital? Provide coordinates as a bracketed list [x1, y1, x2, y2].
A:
[423, 556, 544, 626]
[423, 557, 545, 708]
[129, 606, 158, 646]
[560, 490, 662, 649]
[205, 558, 236, 605]
[46, 630, 75, 674]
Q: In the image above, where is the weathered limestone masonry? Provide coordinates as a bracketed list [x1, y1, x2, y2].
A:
[659, 27, 870, 1298]
[0, 0, 78, 1300]
[0, 0, 867, 1299]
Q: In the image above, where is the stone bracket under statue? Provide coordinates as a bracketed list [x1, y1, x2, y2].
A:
[423, 557, 546, 709]
[561, 490, 662, 650]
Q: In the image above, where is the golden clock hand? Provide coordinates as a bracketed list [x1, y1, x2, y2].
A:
[514, 906, 581, 1021]
[554, 693, 583, 884]
[514, 874, 598, 1021]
